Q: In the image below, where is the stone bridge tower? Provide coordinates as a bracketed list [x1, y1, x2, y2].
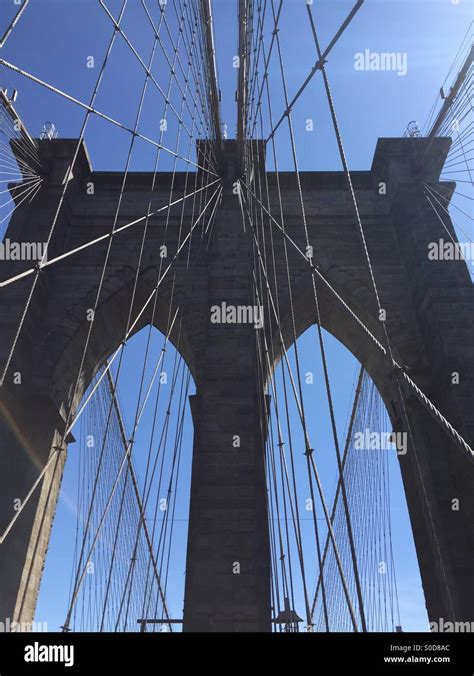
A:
[0, 135, 473, 631]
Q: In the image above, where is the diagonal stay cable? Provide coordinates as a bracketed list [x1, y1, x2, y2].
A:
[268, 1, 367, 628]
[311, 365, 364, 619]
[104, 367, 173, 630]
[98, 0, 203, 146]
[307, 1, 468, 613]
[265, 0, 364, 144]
[0, 0, 130, 389]
[240, 179, 474, 464]
[0, 59, 218, 177]
[239, 181, 360, 631]
[0, 186, 221, 547]
[0, 178, 220, 288]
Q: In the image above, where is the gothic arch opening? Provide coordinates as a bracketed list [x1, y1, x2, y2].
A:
[266, 323, 428, 631]
[35, 324, 196, 632]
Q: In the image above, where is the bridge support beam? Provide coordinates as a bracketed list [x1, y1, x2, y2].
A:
[183, 158, 271, 631]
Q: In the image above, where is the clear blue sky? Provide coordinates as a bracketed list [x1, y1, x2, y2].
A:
[0, 0, 471, 632]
